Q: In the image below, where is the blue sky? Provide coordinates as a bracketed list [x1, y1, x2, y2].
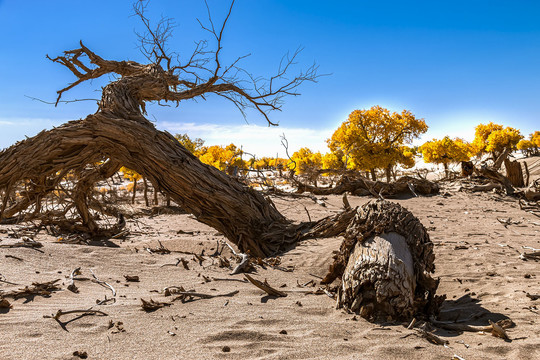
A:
[0, 0, 539, 156]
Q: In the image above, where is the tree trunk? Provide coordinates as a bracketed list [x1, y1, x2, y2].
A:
[326, 200, 441, 321]
[443, 163, 449, 178]
[385, 165, 392, 183]
[370, 169, 377, 181]
[503, 159, 524, 187]
[153, 184, 159, 205]
[131, 179, 137, 205]
[143, 177, 149, 206]
[0, 114, 294, 257]
[493, 147, 511, 171]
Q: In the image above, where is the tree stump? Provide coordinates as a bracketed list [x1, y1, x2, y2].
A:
[504, 159, 524, 187]
[324, 201, 442, 321]
[461, 161, 474, 177]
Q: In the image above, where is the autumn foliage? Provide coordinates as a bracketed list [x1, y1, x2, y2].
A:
[420, 137, 473, 176]
[517, 131, 540, 156]
[327, 106, 427, 181]
[472, 122, 522, 160]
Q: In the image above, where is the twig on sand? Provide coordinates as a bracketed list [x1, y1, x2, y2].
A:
[430, 317, 514, 340]
[231, 253, 250, 275]
[44, 307, 108, 331]
[90, 270, 116, 297]
[244, 274, 287, 297]
[0, 237, 44, 253]
[45, 308, 108, 320]
[163, 286, 239, 301]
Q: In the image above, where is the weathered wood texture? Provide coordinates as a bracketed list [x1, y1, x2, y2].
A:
[503, 159, 524, 187]
[295, 176, 439, 198]
[324, 201, 441, 320]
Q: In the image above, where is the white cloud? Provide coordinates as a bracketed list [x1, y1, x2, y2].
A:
[158, 121, 334, 157]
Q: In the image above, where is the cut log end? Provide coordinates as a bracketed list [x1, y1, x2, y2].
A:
[326, 200, 441, 321]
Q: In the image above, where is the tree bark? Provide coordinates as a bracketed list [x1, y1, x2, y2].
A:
[443, 163, 449, 178]
[503, 159, 524, 187]
[326, 201, 442, 321]
[0, 114, 292, 257]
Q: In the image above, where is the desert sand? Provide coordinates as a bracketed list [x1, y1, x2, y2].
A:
[1, 161, 539, 360]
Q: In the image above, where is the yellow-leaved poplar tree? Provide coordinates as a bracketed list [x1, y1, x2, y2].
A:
[289, 148, 322, 181]
[174, 133, 205, 156]
[327, 105, 428, 182]
[472, 122, 522, 162]
[198, 144, 246, 175]
[420, 137, 473, 177]
[517, 131, 540, 156]
[120, 166, 143, 204]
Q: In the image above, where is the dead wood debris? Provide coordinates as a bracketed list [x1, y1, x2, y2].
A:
[416, 329, 448, 345]
[90, 269, 116, 297]
[0, 297, 12, 309]
[2, 279, 61, 299]
[244, 274, 287, 297]
[497, 217, 522, 228]
[140, 298, 171, 311]
[519, 246, 540, 260]
[163, 286, 239, 302]
[68, 267, 81, 293]
[46, 308, 108, 320]
[124, 275, 140, 282]
[430, 317, 515, 340]
[0, 273, 18, 286]
[0, 236, 43, 252]
[231, 253, 250, 275]
[4, 254, 23, 261]
[145, 240, 171, 254]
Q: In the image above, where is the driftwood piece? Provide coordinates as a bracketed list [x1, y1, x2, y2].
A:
[324, 201, 441, 321]
[231, 253, 250, 275]
[164, 287, 239, 301]
[244, 274, 287, 297]
[524, 179, 540, 201]
[0, 237, 43, 251]
[463, 182, 502, 192]
[48, 308, 108, 320]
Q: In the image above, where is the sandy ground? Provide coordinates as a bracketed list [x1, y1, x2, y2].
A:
[1, 164, 540, 359]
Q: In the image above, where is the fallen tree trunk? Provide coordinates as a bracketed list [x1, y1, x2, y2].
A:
[322, 201, 442, 321]
[0, 115, 292, 257]
[294, 175, 439, 198]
